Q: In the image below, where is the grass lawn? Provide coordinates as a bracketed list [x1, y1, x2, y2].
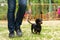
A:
[0, 21, 60, 40]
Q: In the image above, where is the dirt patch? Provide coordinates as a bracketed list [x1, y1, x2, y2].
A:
[0, 20, 60, 27]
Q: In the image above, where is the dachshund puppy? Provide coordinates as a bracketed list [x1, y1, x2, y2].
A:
[27, 18, 42, 34]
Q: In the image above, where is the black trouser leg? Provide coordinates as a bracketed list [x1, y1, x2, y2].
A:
[15, 0, 27, 31]
[7, 0, 16, 33]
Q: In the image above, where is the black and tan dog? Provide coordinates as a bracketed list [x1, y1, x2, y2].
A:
[27, 18, 42, 34]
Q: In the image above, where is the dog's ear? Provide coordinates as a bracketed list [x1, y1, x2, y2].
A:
[35, 18, 42, 24]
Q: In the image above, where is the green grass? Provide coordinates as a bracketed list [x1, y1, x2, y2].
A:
[0, 23, 60, 40]
[0, 27, 7, 31]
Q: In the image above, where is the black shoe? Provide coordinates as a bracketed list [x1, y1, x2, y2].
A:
[9, 33, 15, 38]
[16, 29, 22, 37]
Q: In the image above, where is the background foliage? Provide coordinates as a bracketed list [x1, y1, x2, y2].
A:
[0, 0, 60, 20]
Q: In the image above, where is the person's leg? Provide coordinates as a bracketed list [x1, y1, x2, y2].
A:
[15, 0, 27, 36]
[7, 0, 16, 37]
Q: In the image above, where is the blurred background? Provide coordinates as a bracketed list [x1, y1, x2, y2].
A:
[0, 1, 60, 40]
[0, 0, 60, 20]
